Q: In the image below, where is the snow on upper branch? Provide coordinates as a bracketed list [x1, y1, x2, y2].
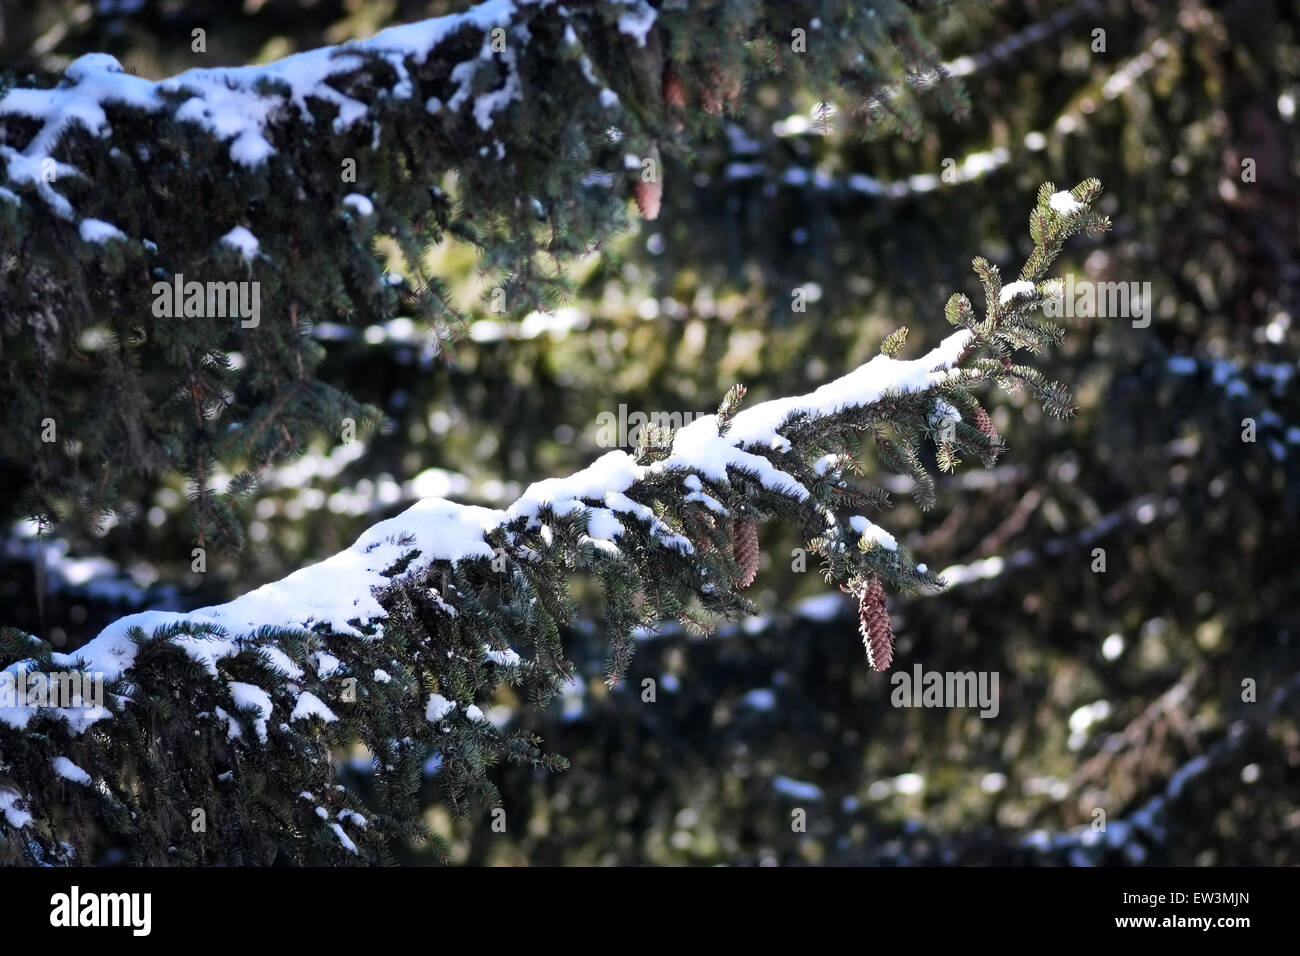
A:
[0, 0, 542, 229]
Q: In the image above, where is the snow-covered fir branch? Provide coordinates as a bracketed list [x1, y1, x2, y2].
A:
[1, 0, 963, 559]
[0, 0, 628, 223]
[0, 179, 1108, 864]
[5, 325, 974, 733]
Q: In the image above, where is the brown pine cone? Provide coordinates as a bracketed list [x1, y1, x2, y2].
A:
[857, 577, 894, 672]
[633, 177, 662, 220]
[633, 144, 662, 220]
[662, 64, 686, 111]
[973, 406, 997, 438]
[733, 518, 759, 588]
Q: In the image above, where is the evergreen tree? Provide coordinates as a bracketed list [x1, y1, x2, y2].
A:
[6, 0, 1294, 871]
[0, 0, 1118, 865]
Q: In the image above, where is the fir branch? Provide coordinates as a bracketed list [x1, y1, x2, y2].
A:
[0, 179, 1107, 864]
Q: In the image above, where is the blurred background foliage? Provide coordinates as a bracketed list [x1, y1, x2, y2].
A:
[2, 0, 1298, 864]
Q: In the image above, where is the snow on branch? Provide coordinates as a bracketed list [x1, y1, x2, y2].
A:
[3, 326, 971, 737]
[0, 181, 1107, 860]
[0, 0, 642, 225]
[3, 178, 1109, 753]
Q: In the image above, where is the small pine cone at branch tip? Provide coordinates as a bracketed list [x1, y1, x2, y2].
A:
[857, 577, 895, 672]
[733, 518, 760, 588]
[973, 406, 998, 438]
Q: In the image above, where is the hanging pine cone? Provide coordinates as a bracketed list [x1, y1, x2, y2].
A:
[633, 143, 662, 220]
[662, 63, 686, 132]
[857, 577, 894, 672]
[633, 178, 662, 220]
[662, 64, 686, 111]
[973, 406, 998, 438]
[733, 518, 759, 588]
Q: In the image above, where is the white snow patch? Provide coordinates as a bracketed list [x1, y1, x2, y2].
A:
[213, 706, 241, 741]
[1048, 191, 1083, 216]
[259, 646, 304, 680]
[998, 280, 1035, 304]
[228, 682, 273, 743]
[342, 193, 374, 217]
[290, 691, 338, 723]
[426, 693, 455, 721]
[484, 645, 521, 666]
[52, 756, 92, 785]
[78, 218, 126, 243]
[849, 515, 897, 551]
[615, 1, 657, 47]
[0, 789, 32, 828]
[219, 226, 259, 260]
[314, 651, 343, 678]
[684, 490, 727, 514]
[330, 822, 358, 853]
